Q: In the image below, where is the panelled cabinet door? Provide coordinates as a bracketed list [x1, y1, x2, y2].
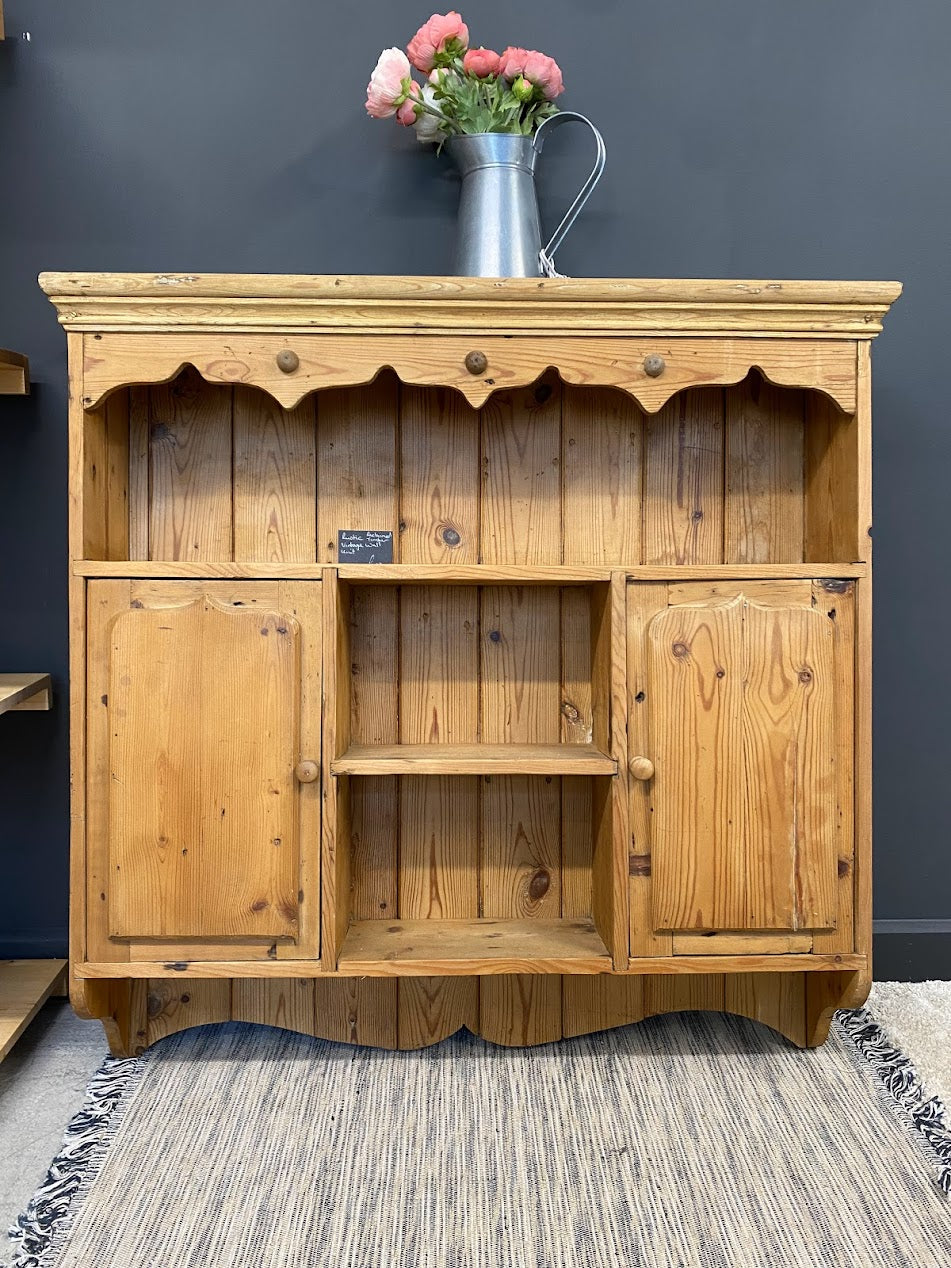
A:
[86, 580, 321, 960]
[628, 580, 853, 951]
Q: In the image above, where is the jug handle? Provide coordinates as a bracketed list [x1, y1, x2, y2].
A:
[533, 111, 606, 276]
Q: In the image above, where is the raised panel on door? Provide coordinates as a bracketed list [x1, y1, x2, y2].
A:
[86, 580, 321, 960]
[629, 580, 852, 949]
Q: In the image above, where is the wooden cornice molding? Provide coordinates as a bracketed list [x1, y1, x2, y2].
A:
[39, 273, 902, 339]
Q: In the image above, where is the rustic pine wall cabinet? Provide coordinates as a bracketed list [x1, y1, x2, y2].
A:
[40, 273, 900, 1056]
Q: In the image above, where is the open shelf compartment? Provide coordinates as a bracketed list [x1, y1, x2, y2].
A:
[323, 569, 620, 774]
[323, 773, 623, 974]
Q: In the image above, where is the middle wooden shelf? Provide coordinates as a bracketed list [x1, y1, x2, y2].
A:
[331, 742, 617, 776]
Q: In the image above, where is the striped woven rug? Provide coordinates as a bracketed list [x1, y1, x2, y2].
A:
[6, 1009, 951, 1268]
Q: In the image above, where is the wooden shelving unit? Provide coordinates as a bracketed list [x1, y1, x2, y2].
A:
[0, 961, 67, 1061]
[0, 349, 30, 395]
[1, 674, 60, 1060]
[0, 672, 51, 714]
[37, 271, 900, 1056]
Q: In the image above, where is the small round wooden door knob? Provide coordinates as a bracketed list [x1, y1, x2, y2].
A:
[464, 350, 488, 375]
[294, 760, 319, 783]
[629, 756, 655, 781]
[643, 354, 666, 378]
[276, 349, 300, 374]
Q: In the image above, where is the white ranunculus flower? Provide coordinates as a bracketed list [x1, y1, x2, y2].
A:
[414, 85, 443, 145]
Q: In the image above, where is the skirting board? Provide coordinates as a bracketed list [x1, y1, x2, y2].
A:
[873, 921, 951, 981]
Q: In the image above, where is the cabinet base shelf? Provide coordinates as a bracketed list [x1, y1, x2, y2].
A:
[74, 952, 866, 980]
[332, 743, 617, 776]
[337, 918, 613, 974]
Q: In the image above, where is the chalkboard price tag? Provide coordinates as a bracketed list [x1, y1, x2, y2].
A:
[337, 529, 394, 563]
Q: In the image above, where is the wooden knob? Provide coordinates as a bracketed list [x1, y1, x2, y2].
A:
[629, 756, 655, 781]
[276, 349, 300, 374]
[643, 354, 666, 378]
[464, 350, 488, 375]
[294, 760, 319, 783]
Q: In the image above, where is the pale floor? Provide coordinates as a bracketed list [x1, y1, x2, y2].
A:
[1, 984, 949, 1242]
[0, 1000, 106, 1237]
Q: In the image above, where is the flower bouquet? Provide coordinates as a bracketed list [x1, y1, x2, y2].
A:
[364, 12, 605, 278]
[365, 11, 564, 148]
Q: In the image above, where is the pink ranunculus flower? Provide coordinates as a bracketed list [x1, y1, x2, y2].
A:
[500, 47, 564, 99]
[407, 11, 469, 73]
[462, 47, 501, 78]
[522, 50, 564, 99]
[498, 46, 530, 80]
[366, 47, 413, 119]
[396, 82, 422, 126]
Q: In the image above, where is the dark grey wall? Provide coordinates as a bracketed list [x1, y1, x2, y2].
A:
[1, 0, 949, 959]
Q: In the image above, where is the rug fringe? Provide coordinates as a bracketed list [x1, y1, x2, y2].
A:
[3, 1052, 147, 1268]
[835, 1007, 951, 1197]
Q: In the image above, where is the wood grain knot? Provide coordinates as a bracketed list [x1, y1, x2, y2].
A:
[441, 525, 461, 546]
[798, 669, 813, 684]
[671, 642, 688, 658]
[528, 869, 551, 900]
[464, 350, 488, 375]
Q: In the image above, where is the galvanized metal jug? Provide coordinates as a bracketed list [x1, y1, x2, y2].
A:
[445, 112, 606, 278]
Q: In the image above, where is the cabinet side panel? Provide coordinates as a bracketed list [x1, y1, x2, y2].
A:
[724, 381, 804, 563]
[233, 389, 317, 563]
[400, 386, 480, 563]
[642, 388, 724, 564]
[804, 396, 862, 563]
[852, 343, 873, 966]
[148, 371, 233, 560]
[82, 390, 130, 561]
[561, 384, 643, 565]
